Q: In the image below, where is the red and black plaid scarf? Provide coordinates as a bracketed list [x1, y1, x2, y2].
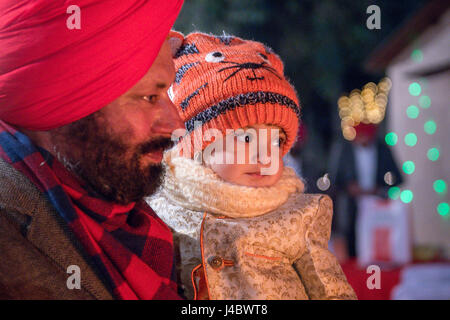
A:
[0, 120, 180, 299]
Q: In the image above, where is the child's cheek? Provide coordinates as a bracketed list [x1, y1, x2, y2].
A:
[209, 162, 241, 184]
[235, 141, 250, 164]
[275, 158, 284, 178]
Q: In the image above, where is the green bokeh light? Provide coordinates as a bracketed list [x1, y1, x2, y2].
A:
[404, 133, 417, 147]
[411, 49, 423, 62]
[406, 105, 420, 119]
[427, 148, 440, 161]
[419, 95, 431, 109]
[437, 203, 449, 216]
[433, 180, 447, 194]
[385, 132, 398, 146]
[408, 82, 421, 96]
[388, 186, 401, 200]
[403, 161, 415, 174]
[400, 190, 414, 203]
[424, 120, 436, 135]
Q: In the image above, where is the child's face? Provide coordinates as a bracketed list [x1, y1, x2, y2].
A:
[204, 124, 286, 187]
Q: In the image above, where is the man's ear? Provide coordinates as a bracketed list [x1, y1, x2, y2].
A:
[167, 30, 184, 57]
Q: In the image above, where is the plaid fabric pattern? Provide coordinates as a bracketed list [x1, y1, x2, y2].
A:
[0, 120, 180, 300]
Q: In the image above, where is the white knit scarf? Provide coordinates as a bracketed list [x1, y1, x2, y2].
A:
[160, 150, 305, 218]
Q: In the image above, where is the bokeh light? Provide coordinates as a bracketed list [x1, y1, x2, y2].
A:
[400, 190, 414, 203]
[406, 105, 420, 119]
[419, 95, 431, 109]
[433, 180, 447, 195]
[316, 174, 331, 191]
[437, 203, 449, 216]
[338, 78, 392, 139]
[408, 82, 421, 96]
[424, 120, 437, 135]
[384, 171, 395, 185]
[385, 132, 398, 146]
[411, 49, 423, 62]
[402, 161, 415, 175]
[388, 186, 400, 200]
[404, 133, 417, 147]
[427, 148, 440, 161]
[342, 126, 356, 141]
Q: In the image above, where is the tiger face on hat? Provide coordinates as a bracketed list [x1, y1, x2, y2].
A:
[168, 31, 301, 156]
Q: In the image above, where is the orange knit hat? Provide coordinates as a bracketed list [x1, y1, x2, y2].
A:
[169, 31, 301, 156]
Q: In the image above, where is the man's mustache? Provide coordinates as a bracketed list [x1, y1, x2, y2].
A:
[139, 136, 174, 155]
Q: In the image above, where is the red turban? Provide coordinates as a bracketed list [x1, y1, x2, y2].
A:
[354, 122, 378, 140]
[0, 0, 183, 131]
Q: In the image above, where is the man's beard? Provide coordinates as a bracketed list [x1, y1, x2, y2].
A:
[49, 111, 173, 205]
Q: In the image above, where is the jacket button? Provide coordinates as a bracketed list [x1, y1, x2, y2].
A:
[208, 256, 223, 269]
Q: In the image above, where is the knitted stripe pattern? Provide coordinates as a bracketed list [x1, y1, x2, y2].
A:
[169, 32, 302, 156]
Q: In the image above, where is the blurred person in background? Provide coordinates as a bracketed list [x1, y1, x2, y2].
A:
[328, 123, 403, 260]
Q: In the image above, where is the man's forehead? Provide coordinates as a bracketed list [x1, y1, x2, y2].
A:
[131, 46, 175, 92]
[132, 76, 164, 91]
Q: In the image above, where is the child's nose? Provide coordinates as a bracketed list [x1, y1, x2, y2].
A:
[249, 139, 272, 165]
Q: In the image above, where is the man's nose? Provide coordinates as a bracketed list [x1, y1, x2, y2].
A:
[157, 98, 184, 133]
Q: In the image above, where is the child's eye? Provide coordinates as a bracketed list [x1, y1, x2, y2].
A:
[236, 133, 253, 143]
[272, 137, 285, 147]
[143, 95, 158, 103]
[205, 51, 225, 63]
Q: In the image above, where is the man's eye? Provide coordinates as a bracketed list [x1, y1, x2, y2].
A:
[236, 133, 253, 143]
[143, 95, 158, 103]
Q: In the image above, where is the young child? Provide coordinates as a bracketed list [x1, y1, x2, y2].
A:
[147, 32, 356, 300]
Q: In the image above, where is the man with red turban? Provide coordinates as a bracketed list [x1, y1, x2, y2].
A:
[328, 123, 403, 260]
[0, 0, 185, 299]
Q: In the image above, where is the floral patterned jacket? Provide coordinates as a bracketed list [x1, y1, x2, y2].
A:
[149, 190, 357, 300]
[147, 153, 356, 300]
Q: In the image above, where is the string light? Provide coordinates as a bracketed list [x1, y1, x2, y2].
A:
[433, 180, 447, 195]
[419, 95, 431, 109]
[406, 105, 419, 119]
[337, 67, 443, 220]
[400, 190, 414, 203]
[385, 132, 398, 146]
[402, 161, 415, 174]
[406, 50, 446, 219]
[424, 120, 436, 135]
[427, 148, 440, 161]
[437, 203, 449, 216]
[411, 49, 423, 62]
[408, 82, 421, 96]
[388, 186, 401, 200]
[404, 133, 417, 147]
[338, 78, 391, 141]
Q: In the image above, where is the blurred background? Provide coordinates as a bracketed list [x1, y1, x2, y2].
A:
[174, 0, 449, 299]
